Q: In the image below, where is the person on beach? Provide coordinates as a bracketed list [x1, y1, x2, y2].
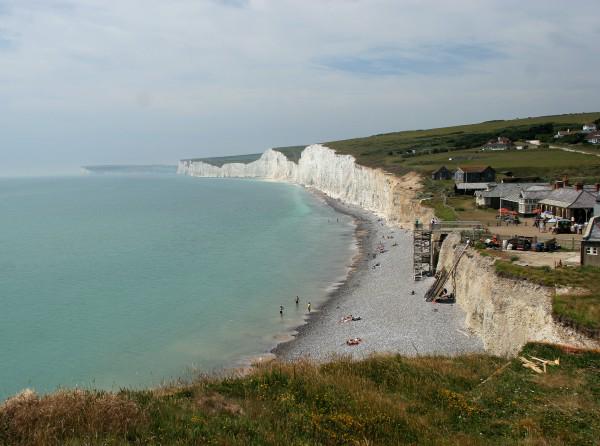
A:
[295, 296, 299, 305]
[307, 302, 311, 313]
[280, 305, 284, 316]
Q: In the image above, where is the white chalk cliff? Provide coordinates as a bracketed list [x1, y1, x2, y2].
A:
[437, 233, 600, 356]
[178, 144, 433, 226]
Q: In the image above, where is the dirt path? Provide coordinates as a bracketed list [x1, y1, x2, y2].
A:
[550, 145, 600, 157]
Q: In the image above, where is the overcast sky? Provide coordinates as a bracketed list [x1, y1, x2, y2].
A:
[1, 0, 599, 175]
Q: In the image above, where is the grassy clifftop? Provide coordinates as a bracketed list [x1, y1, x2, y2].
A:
[183, 112, 600, 182]
[326, 112, 600, 181]
[183, 146, 305, 167]
[1, 343, 598, 445]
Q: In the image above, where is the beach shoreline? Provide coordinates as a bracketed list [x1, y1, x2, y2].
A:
[272, 191, 484, 362]
[232, 187, 367, 372]
[270, 191, 374, 357]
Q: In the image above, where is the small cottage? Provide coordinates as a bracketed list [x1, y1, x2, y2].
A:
[431, 166, 453, 180]
[585, 131, 600, 145]
[539, 182, 597, 223]
[554, 129, 574, 138]
[454, 166, 496, 183]
[482, 137, 512, 151]
[475, 183, 552, 214]
[581, 216, 600, 266]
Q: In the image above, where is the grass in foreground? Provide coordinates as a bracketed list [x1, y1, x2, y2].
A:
[1, 343, 599, 445]
[495, 263, 600, 330]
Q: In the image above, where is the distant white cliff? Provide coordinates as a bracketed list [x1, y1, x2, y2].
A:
[178, 144, 433, 226]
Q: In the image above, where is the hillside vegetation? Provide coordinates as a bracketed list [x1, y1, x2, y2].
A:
[184, 113, 600, 183]
[1, 343, 598, 445]
[185, 147, 305, 167]
[326, 112, 600, 182]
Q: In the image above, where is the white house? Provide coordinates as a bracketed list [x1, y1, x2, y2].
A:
[583, 123, 597, 133]
[482, 137, 512, 151]
[586, 132, 600, 145]
[554, 129, 573, 138]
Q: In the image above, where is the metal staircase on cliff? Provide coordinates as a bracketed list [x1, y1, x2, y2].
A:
[413, 226, 432, 280]
[424, 241, 470, 300]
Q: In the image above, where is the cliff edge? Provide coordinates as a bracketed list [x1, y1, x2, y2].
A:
[437, 233, 600, 356]
[178, 144, 433, 227]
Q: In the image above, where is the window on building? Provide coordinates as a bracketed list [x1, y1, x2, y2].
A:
[586, 246, 599, 255]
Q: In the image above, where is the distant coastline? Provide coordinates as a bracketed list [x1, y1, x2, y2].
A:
[81, 165, 177, 175]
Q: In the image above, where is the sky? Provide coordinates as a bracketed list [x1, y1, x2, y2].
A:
[1, 0, 599, 176]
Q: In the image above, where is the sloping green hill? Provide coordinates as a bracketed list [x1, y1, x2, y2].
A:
[326, 112, 600, 181]
[183, 113, 600, 182]
[184, 146, 305, 167]
[185, 153, 263, 167]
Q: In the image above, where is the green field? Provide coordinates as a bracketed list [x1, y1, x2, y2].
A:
[326, 112, 600, 181]
[405, 146, 600, 182]
[2, 343, 598, 445]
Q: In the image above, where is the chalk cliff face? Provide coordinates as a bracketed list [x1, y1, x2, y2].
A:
[178, 144, 433, 226]
[437, 234, 599, 356]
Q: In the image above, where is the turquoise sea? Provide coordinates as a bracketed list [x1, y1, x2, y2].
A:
[0, 175, 355, 400]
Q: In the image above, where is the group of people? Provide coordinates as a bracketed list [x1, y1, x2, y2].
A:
[570, 222, 585, 234]
[280, 296, 311, 316]
[534, 216, 585, 234]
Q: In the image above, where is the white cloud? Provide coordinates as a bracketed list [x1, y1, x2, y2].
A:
[0, 0, 599, 174]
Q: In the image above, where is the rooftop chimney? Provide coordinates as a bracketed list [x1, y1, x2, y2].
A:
[554, 180, 564, 189]
[575, 182, 583, 191]
[563, 176, 569, 187]
[596, 183, 600, 193]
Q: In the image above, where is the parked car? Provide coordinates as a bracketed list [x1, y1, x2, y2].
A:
[507, 236, 533, 251]
[535, 239, 561, 252]
[553, 219, 572, 234]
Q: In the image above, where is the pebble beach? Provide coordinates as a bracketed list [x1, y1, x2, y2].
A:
[273, 195, 484, 362]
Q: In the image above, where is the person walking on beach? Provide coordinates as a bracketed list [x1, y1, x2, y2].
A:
[295, 296, 299, 306]
[280, 305, 284, 316]
[307, 302, 311, 313]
